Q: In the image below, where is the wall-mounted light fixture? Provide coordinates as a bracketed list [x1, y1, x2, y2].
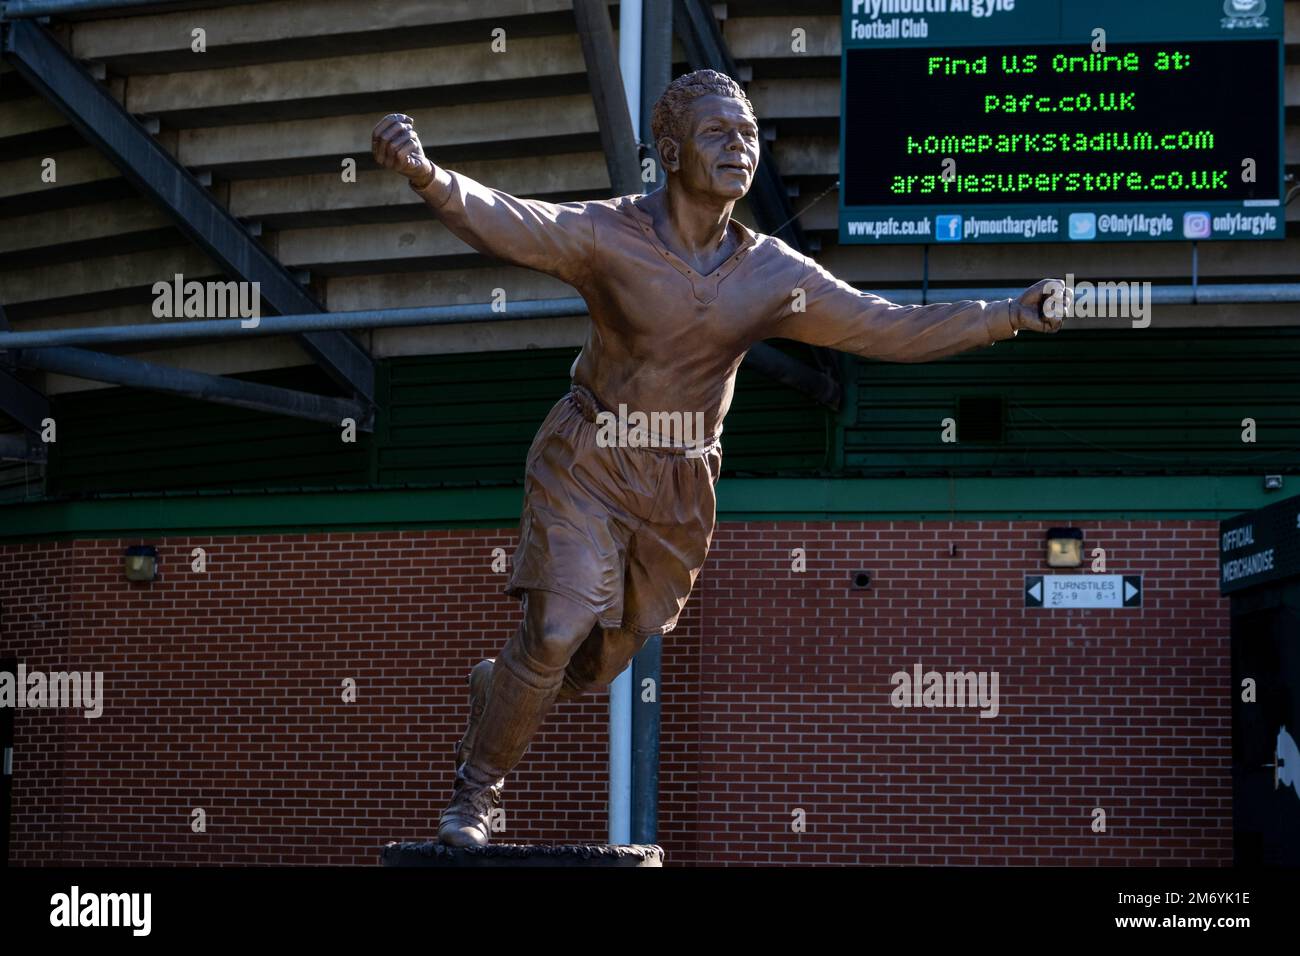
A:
[124, 545, 159, 582]
[1045, 528, 1083, 568]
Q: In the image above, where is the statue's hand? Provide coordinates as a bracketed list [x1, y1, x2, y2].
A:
[372, 113, 435, 187]
[1012, 278, 1071, 333]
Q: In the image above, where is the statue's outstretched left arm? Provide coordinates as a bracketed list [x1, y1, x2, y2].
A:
[772, 255, 1067, 363]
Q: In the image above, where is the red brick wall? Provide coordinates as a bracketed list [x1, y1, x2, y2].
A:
[0, 520, 1232, 866]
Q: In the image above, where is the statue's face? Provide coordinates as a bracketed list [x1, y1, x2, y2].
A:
[669, 94, 759, 200]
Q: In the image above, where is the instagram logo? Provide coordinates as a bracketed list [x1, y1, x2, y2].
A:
[1183, 212, 1212, 239]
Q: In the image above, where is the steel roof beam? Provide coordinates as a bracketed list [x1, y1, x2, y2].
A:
[12, 346, 372, 430]
[0, 17, 375, 412]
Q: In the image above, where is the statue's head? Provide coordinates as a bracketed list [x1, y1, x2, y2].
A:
[650, 69, 758, 202]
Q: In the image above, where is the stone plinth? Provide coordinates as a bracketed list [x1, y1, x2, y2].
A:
[381, 841, 664, 867]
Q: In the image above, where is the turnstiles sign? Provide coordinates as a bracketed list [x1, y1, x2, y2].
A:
[1025, 574, 1141, 608]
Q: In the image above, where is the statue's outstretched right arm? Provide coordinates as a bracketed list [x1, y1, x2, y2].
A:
[372, 113, 596, 288]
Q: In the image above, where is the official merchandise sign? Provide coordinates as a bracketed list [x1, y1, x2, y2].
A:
[1219, 494, 1300, 594]
[839, 0, 1285, 243]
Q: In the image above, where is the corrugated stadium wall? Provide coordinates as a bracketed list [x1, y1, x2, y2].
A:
[23, 329, 1300, 498]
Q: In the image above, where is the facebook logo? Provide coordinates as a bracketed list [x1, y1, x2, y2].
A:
[935, 215, 962, 241]
[1068, 213, 1096, 240]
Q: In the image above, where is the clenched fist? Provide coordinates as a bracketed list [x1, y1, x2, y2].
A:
[1012, 278, 1072, 333]
[372, 113, 435, 188]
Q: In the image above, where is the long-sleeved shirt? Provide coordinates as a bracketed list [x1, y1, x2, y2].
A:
[412, 170, 1019, 439]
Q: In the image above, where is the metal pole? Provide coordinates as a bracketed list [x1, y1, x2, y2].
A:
[0, 306, 840, 409]
[1192, 241, 1200, 306]
[1, 0, 188, 18]
[0, 299, 592, 350]
[605, 0, 643, 847]
[922, 244, 929, 306]
[4, 285, 1298, 353]
[630, 632, 661, 845]
[888, 284, 1300, 306]
[630, 0, 672, 850]
[573, 0, 643, 198]
[639, 0, 671, 189]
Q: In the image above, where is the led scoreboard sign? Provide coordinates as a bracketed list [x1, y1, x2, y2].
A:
[839, 0, 1285, 243]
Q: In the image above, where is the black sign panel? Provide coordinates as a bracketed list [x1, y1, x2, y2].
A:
[1220, 494, 1300, 594]
[842, 40, 1282, 210]
[1231, 603, 1300, 865]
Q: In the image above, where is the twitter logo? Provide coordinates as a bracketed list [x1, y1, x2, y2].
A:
[1069, 213, 1096, 240]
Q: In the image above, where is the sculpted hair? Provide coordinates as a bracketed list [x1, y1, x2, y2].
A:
[650, 69, 755, 147]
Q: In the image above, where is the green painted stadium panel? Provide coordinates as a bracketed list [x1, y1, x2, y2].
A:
[46, 364, 375, 496]
[844, 328, 1300, 476]
[380, 347, 832, 483]
[0, 476, 1278, 543]
[43, 348, 833, 494]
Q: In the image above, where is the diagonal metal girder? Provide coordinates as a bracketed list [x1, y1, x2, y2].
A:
[573, 0, 644, 197]
[0, 17, 375, 414]
[12, 346, 369, 428]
